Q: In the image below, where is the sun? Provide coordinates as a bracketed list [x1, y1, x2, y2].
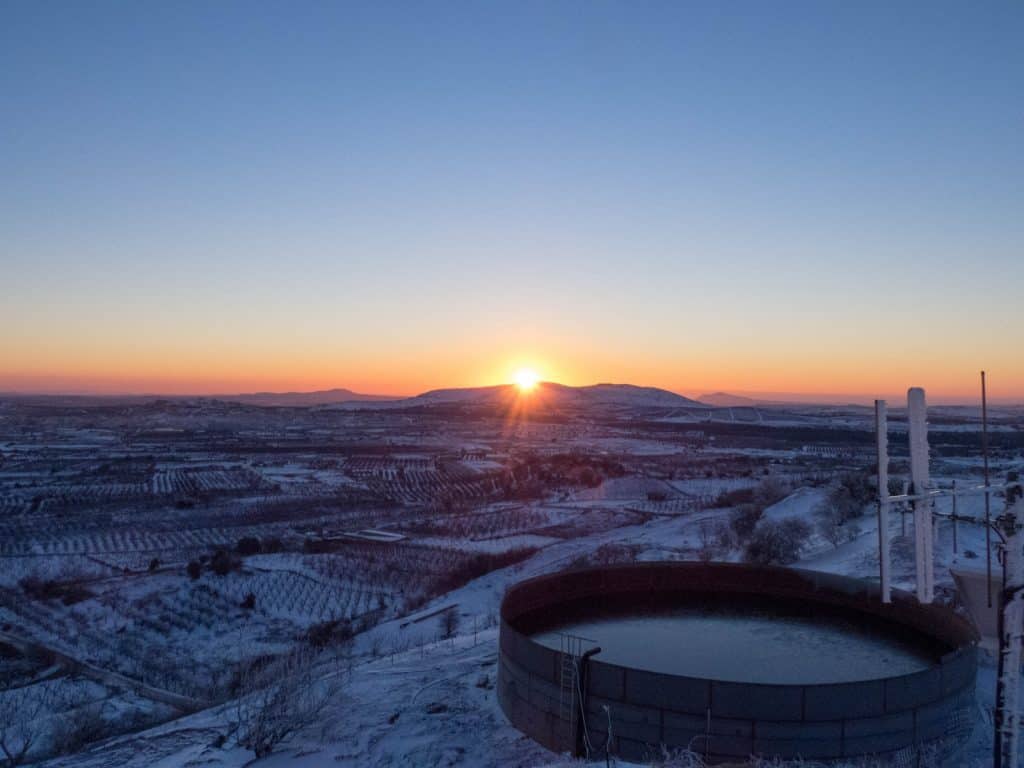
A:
[513, 368, 540, 392]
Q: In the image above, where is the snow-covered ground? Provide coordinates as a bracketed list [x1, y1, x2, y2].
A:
[27, 483, 1006, 767]
[3, 396, 1020, 768]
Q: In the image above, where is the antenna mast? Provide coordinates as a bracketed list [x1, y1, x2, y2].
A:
[875, 400, 891, 603]
[983, 370, 993, 607]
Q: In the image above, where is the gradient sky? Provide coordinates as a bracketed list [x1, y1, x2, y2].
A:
[2, 2, 1022, 402]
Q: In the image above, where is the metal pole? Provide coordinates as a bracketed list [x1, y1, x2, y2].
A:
[902, 480, 908, 537]
[875, 400, 891, 603]
[951, 480, 958, 555]
[983, 371, 993, 608]
[908, 387, 933, 603]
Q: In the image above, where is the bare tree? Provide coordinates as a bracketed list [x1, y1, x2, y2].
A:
[50, 703, 104, 756]
[752, 476, 789, 508]
[439, 607, 460, 639]
[743, 518, 811, 565]
[816, 502, 862, 549]
[0, 685, 58, 767]
[815, 503, 844, 549]
[229, 648, 339, 760]
[697, 521, 716, 562]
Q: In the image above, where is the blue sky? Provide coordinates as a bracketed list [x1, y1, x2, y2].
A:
[2, 2, 1022, 399]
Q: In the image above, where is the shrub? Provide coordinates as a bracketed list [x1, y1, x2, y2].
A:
[186, 561, 202, 580]
[592, 543, 640, 565]
[712, 487, 754, 508]
[210, 549, 239, 576]
[236, 537, 261, 556]
[261, 537, 284, 554]
[20, 577, 94, 605]
[744, 519, 811, 565]
[433, 547, 537, 593]
[752, 477, 789, 508]
[826, 478, 869, 525]
[148, 558, 160, 572]
[1008, 471, 1022, 505]
[729, 503, 763, 540]
[697, 521, 717, 562]
[306, 619, 353, 648]
[838, 471, 875, 505]
[240, 593, 256, 610]
[816, 504, 844, 549]
[714, 521, 734, 551]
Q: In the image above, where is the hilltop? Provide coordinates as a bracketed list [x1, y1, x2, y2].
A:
[408, 381, 702, 408]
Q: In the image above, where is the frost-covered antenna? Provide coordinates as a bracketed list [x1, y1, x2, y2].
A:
[873, 388, 934, 603]
[873, 377, 1024, 767]
[907, 387, 934, 603]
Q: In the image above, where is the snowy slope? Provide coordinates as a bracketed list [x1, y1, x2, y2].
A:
[760, 486, 827, 523]
[43, 490, 1004, 768]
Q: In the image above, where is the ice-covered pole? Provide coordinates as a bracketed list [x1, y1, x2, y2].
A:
[907, 387, 933, 603]
[875, 400, 891, 603]
[994, 497, 1024, 768]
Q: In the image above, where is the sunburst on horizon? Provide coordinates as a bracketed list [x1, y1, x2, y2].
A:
[513, 368, 540, 393]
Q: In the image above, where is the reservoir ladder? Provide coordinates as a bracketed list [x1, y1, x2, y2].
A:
[558, 634, 585, 753]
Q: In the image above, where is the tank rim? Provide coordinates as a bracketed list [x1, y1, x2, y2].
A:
[500, 560, 978, 690]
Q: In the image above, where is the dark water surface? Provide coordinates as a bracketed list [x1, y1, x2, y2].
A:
[532, 606, 934, 684]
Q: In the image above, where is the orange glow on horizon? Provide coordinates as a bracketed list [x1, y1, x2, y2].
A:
[2, 346, 1023, 404]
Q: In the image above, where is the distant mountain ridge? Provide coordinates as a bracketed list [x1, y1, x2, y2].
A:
[0, 383, 701, 409]
[216, 388, 397, 407]
[407, 381, 701, 408]
[699, 391, 761, 407]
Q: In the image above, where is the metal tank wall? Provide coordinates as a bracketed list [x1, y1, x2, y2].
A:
[497, 562, 978, 764]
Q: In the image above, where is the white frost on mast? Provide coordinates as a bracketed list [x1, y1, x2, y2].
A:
[907, 387, 934, 603]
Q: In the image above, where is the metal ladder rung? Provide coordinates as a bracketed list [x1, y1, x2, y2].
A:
[558, 634, 585, 753]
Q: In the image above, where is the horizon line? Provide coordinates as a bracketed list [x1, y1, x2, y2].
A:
[2, 381, 1021, 408]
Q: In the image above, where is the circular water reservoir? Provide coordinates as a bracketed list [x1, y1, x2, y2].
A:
[498, 562, 978, 764]
[532, 602, 935, 684]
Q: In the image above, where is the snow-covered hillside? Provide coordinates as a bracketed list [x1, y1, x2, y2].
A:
[41, 488, 1004, 768]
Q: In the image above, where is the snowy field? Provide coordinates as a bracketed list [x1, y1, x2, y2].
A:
[0, 394, 1021, 767]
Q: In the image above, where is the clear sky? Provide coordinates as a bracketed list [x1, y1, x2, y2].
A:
[2, 2, 1022, 402]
